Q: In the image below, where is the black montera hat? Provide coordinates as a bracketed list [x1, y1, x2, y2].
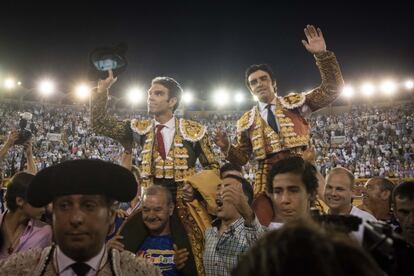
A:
[88, 43, 128, 81]
[27, 159, 137, 207]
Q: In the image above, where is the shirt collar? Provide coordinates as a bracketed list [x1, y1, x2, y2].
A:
[154, 116, 175, 129]
[56, 244, 106, 273]
[258, 97, 277, 112]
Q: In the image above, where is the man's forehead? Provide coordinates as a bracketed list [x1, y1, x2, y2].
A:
[248, 70, 270, 81]
[365, 178, 381, 187]
[54, 194, 106, 201]
[148, 83, 168, 93]
[395, 196, 414, 208]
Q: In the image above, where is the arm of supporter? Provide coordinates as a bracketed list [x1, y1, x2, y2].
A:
[91, 70, 134, 145]
[23, 139, 37, 175]
[243, 215, 267, 247]
[0, 130, 18, 162]
[226, 131, 252, 166]
[300, 25, 344, 111]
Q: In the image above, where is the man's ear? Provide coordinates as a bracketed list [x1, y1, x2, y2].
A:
[108, 205, 117, 224]
[168, 97, 178, 109]
[169, 203, 175, 216]
[381, 190, 391, 201]
[16, 197, 25, 208]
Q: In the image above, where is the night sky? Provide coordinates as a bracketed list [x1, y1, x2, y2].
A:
[0, 1, 413, 103]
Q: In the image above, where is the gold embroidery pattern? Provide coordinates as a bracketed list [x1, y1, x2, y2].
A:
[279, 93, 306, 109]
[130, 119, 152, 135]
[236, 107, 255, 133]
[175, 191, 205, 276]
[179, 119, 206, 142]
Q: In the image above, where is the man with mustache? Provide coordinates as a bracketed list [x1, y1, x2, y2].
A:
[203, 174, 265, 276]
[92, 72, 219, 275]
[214, 25, 344, 196]
[0, 159, 160, 275]
[108, 185, 191, 276]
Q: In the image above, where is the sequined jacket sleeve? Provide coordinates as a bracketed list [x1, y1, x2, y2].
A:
[197, 133, 220, 172]
[226, 130, 252, 166]
[91, 89, 133, 145]
[305, 51, 344, 111]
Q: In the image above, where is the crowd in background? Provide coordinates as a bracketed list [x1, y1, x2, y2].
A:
[1, 101, 413, 180]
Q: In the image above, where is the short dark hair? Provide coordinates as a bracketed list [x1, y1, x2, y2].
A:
[232, 219, 383, 276]
[245, 64, 275, 90]
[392, 181, 414, 204]
[266, 156, 318, 198]
[151, 76, 183, 111]
[220, 163, 243, 178]
[143, 185, 174, 206]
[5, 172, 34, 211]
[223, 175, 254, 206]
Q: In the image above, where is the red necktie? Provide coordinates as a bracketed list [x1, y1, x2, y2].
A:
[156, 124, 166, 159]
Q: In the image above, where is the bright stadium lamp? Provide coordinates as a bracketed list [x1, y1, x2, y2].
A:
[404, 80, 413, 90]
[379, 80, 397, 95]
[213, 88, 229, 106]
[341, 85, 354, 98]
[4, 78, 16, 89]
[182, 91, 194, 104]
[361, 82, 375, 97]
[235, 92, 245, 103]
[38, 79, 55, 96]
[127, 87, 143, 104]
[75, 84, 91, 100]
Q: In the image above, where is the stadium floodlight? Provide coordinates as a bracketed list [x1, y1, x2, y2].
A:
[361, 82, 375, 97]
[235, 92, 245, 103]
[4, 78, 16, 89]
[127, 87, 143, 104]
[182, 91, 194, 104]
[341, 85, 354, 98]
[17, 81, 22, 86]
[75, 84, 91, 100]
[213, 88, 230, 106]
[404, 80, 413, 90]
[38, 79, 55, 96]
[379, 80, 397, 95]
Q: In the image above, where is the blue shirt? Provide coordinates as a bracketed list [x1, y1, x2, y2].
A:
[137, 235, 178, 276]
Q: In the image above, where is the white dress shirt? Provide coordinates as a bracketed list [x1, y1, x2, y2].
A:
[154, 116, 176, 155]
[258, 98, 281, 132]
[56, 245, 107, 276]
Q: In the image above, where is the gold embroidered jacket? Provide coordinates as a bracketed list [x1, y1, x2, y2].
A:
[0, 246, 161, 276]
[226, 51, 344, 194]
[91, 91, 219, 190]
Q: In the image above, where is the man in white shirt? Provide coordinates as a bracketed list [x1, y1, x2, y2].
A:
[324, 167, 376, 243]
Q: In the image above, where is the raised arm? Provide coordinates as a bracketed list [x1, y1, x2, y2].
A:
[301, 25, 344, 111]
[91, 70, 133, 147]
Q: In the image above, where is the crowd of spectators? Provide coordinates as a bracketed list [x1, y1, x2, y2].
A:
[1, 100, 413, 180]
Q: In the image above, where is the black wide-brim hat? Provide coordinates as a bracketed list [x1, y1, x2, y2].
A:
[88, 43, 128, 81]
[27, 159, 137, 207]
